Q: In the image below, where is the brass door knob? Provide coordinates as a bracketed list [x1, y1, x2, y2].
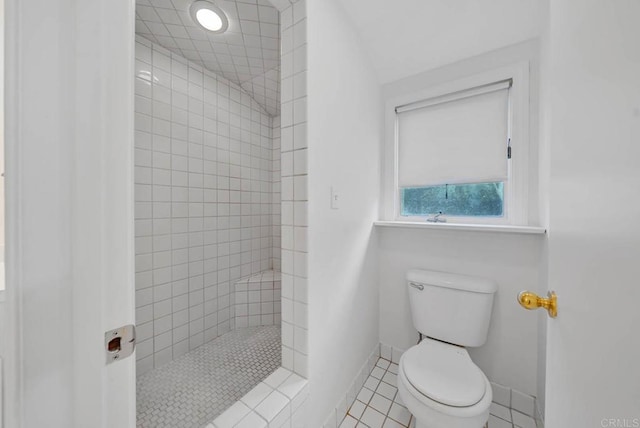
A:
[518, 291, 557, 318]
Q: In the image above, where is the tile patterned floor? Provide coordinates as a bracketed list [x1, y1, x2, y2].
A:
[340, 358, 540, 428]
[137, 326, 281, 428]
[488, 402, 540, 428]
[340, 358, 414, 428]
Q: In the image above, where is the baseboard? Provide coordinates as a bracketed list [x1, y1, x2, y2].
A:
[322, 343, 381, 428]
[380, 342, 406, 364]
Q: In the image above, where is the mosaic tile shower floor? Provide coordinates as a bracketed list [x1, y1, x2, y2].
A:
[137, 326, 281, 428]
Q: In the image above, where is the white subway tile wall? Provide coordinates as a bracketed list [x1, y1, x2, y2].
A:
[203, 3, 310, 425]
[272, 115, 282, 271]
[201, 1, 310, 425]
[234, 270, 282, 328]
[280, 0, 308, 380]
[135, 35, 281, 375]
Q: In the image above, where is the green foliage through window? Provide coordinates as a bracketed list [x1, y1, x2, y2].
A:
[401, 182, 504, 217]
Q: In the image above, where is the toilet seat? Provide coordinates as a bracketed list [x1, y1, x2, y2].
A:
[397, 339, 493, 428]
[401, 338, 486, 407]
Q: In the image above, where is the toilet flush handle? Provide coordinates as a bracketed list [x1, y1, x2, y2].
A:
[409, 282, 424, 291]
[517, 290, 558, 318]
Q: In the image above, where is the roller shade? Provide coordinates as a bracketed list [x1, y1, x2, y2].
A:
[397, 80, 511, 188]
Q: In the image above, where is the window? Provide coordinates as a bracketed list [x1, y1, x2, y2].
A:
[385, 65, 530, 225]
[401, 182, 504, 217]
[396, 79, 511, 221]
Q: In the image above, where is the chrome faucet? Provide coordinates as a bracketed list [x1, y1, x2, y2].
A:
[426, 212, 446, 223]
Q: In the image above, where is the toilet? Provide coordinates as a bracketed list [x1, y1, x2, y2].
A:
[397, 269, 497, 428]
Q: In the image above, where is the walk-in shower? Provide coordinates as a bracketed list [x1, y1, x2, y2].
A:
[133, 1, 281, 425]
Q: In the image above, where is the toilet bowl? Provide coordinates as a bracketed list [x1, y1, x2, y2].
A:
[401, 269, 497, 428]
[397, 338, 492, 428]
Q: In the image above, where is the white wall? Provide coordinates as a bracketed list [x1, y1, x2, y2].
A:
[134, 36, 278, 374]
[306, 0, 382, 424]
[379, 42, 545, 397]
[338, 0, 541, 84]
[544, 1, 640, 426]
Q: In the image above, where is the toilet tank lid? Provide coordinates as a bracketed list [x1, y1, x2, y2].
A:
[407, 269, 497, 294]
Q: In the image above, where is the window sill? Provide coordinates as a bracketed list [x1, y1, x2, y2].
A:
[374, 221, 546, 235]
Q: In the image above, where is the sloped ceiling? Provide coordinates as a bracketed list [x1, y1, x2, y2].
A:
[136, 0, 280, 116]
[338, 0, 541, 84]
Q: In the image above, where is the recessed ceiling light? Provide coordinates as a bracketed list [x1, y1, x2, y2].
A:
[190, 1, 229, 34]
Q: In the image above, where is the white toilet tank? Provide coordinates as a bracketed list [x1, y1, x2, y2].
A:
[407, 269, 497, 347]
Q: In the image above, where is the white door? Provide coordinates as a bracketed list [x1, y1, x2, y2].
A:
[545, 1, 640, 427]
[1, 0, 136, 427]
